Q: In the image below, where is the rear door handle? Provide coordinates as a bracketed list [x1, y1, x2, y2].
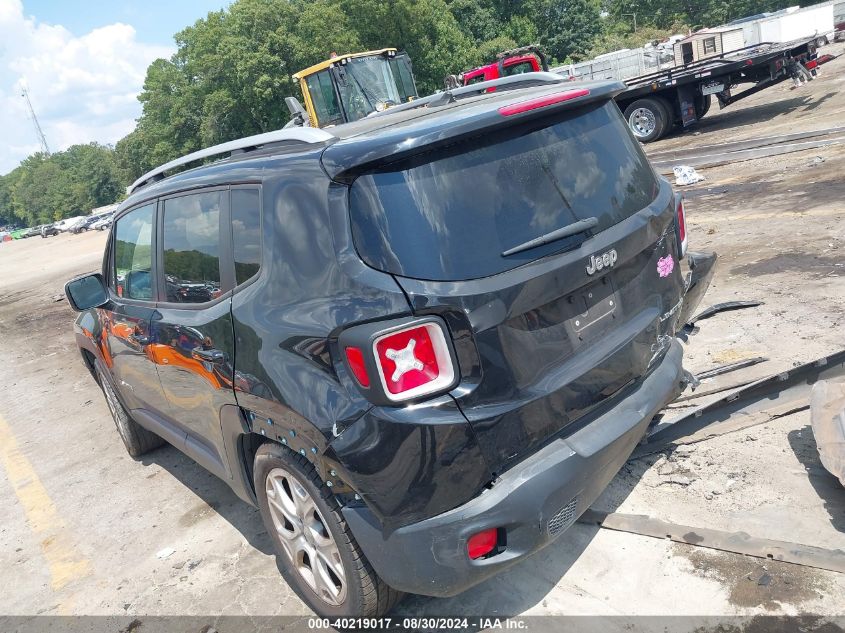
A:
[192, 348, 226, 363]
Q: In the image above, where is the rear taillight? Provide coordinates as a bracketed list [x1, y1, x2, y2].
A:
[467, 528, 499, 559]
[339, 317, 459, 405]
[676, 197, 688, 257]
[344, 346, 370, 387]
[498, 89, 590, 116]
[373, 323, 455, 402]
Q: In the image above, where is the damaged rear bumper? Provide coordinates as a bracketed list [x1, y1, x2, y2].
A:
[341, 339, 686, 597]
[678, 250, 718, 327]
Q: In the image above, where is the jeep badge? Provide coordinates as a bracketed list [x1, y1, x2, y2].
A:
[586, 249, 618, 275]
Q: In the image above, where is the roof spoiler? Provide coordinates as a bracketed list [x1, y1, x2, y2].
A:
[323, 78, 625, 183]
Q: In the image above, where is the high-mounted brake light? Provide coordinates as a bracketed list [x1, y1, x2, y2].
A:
[467, 528, 498, 560]
[373, 323, 455, 402]
[498, 89, 590, 116]
[344, 346, 370, 387]
[677, 197, 688, 257]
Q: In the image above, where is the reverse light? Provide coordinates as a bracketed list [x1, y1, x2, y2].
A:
[373, 322, 455, 402]
[344, 346, 370, 387]
[498, 89, 590, 117]
[467, 528, 498, 560]
[676, 197, 688, 257]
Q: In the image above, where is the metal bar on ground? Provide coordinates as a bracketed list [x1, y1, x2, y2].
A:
[686, 300, 763, 326]
[578, 510, 845, 574]
[638, 350, 845, 454]
[668, 379, 757, 404]
[696, 357, 768, 380]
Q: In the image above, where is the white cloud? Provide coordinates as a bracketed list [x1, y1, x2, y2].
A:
[0, 0, 174, 174]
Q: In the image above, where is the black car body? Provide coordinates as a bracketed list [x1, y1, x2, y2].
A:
[66, 77, 716, 615]
[41, 223, 60, 237]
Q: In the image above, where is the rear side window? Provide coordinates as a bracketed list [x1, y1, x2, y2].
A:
[349, 100, 659, 281]
[162, 191, 223, 304]
[113, 203, 154, 300]
[231, 188, 261, 285]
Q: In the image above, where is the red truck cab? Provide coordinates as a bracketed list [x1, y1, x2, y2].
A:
[461, 46, 548, 89]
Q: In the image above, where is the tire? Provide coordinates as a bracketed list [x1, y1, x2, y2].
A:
[654, 96, 675, 134]
[254, 442, 403, 617]
[623, 98, 668, 142]
[816, 36, 828, 47]
[95, 363, 164, 457]
[695, 94, 712, 120]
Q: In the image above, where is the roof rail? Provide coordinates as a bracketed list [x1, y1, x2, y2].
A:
[128, 127, 335, 194]
[369, 72, 572, 118]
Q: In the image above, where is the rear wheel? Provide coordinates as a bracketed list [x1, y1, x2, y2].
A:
[254, 442, 403, 617]
[623, 98, 668, 142]
[95, 363, 164, 457]
[816, 36, 828, 47]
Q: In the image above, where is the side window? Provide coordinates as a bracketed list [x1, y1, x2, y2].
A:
[162, 191, 223, 304]
[703, 37, 717, 54]
[305, 70, 343, 127]
[113, 204, 155, 300]
[231, 188, 261, 285]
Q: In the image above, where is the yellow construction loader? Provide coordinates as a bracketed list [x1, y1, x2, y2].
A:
[289, 48, 418, 128]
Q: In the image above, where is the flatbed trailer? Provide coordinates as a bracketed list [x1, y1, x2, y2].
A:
[612, 37, 820, 142]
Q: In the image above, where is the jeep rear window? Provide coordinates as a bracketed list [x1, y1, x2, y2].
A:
[349, 101, 659, 281]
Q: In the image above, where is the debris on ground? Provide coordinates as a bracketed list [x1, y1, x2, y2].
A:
[673, 165, 706, 186]
[156, 547, 176, 560]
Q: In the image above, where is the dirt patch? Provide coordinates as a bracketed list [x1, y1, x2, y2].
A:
[678, 546, 828, 610]
[731, 252, 844, 279]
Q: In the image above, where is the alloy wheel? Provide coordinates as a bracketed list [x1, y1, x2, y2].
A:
[265, 467, 347, 606]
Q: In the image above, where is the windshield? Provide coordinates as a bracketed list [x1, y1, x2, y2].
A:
[349, 101, 660, 281]
[336, 54, 417, 123]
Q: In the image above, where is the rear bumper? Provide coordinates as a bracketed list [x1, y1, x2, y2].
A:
[342, 339, 685, 597]
[678, 251, 718, 327]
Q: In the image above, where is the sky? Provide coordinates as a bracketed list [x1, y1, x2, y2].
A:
[0, 0, 230, 175]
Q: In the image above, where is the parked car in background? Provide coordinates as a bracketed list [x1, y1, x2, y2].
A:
[41, 223, 60, 238]
[69, 215, 102, 234]
[21, 226, 42, 238]
[54, 216, 85, 232]
[91, 213, 115, 231]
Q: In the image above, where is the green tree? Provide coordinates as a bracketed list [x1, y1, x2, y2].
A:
[530, 0, 604, 62]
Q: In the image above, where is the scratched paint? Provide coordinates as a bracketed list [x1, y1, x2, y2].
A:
[0, 413, 91, 591]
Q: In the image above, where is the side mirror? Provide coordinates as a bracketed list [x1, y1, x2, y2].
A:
[65, 273, 108, 312]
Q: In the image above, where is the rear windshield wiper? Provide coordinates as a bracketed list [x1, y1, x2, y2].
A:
[502, 217, 599, 257]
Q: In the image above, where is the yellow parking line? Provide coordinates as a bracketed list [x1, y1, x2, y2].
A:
[0, 413, 90, 591]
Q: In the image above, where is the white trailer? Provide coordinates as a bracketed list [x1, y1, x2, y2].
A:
[734, 3, 835, 47]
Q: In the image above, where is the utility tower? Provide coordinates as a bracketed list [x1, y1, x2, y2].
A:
[21, 86, 50, 156]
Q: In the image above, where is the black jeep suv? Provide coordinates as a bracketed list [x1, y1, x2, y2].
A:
[65, 75, 716, 617]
